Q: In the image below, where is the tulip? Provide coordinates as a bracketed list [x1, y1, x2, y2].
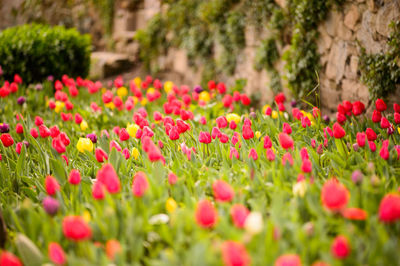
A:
[378, 193, 400, 223]
[48, 242, 66, 265]
[275, 254, 301, 266]
[62, 216, 92, 241]
[0, 251, 22, 266]
[132, 172, 149, 197]
[43, 196, 60, 216]
[106, 239, 122, 260]
[230, 204, 250, 228]
[168, 172, 178, 185]
[45, 175, 60, 196]
[213, 180, 235, 202]
[248, 148, 258, 161]
[195, 199, 218, 228]
[68, 169, 81, 185]
[321, 179, 349, 211]
[331, 235, 350, 259]
[332, 122, 345, 139]
[278, 133, 293, 150]
[221, 241, 250, 266]
[244, 212, 263, 234]
[0, 133, 14, 147]
[96, 163, 120, 194]
[76, 138, 93, 153]
[375, 98, 387, 112]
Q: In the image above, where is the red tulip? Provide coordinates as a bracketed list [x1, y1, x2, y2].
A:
[68, 169, 81, 185]
[110, 140, 122, 152]
[96, 163, 120, 194]
[0, 251, 22, 266]
[371, 110, 382, 123]
[282, 123, 292, 134]
[212, 127, 222, 139]
[394, 103, 400, 113]
[34, 116, 44, 126]
[142, 136, 165, 164]
[264, 136, 272, 149]
[95, 148, 108, 162]
[368, 141, 376, 152]
[219, 133, 229, 143]
[395, 113, 400, 124]
[195, 199, 218, 228]
[341, 207, 367, 220]
[352, 101, 365, 116]
[229, 120, 237, 129]
[168, 172, 178, 185]
[375, 98, 387, 112]
[216, 116, 228, 128]
[221, 241, 250, 266]
[132, 172, 149, 197]
[39, 125, 51, 138]
[106, 239, 122, 260]
[229, 147, 239, 160]
[248, 148, 258, 161]
[48, 242, 66, 265]
[336, 112, 346, 124]
[365, 128, 377, 141]
[278, 133, 294, 150]
[301, 116, 311, 128]
[169, 126, 180, 140]
[321, 179, 349, 211]
[274, 93, 285, 104]
[332, 123, 345, 139]
[275, 254, 301, 266]
[230, 204, 249, 228]
[0, 133, 14, 147]
[281, 152, 293, 166]
[379, 143, 389, 160]
[356, 132, 366, 147]
[15, 123, 23, 134]
[199, 131, 212, 144]
[45, 175, 60, 196]
[119, 128, 130, 142]
[62, 215, 92, 241]
[240, 94, 251, 105]
[266, 148, 275, 161]
[380, 117, 390, 129]
[378, 193, 400, 223]
[242, 126, 254, 140]
[30, 128, 39, 138]
[92, 181, 105, 200]
[213, 180, 235, 202]
[331, 235, 350, 259]
[52, 136, 66, 153]
[301, 159, 312, 173]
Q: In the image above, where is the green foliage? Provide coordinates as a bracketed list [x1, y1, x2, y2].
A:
[359, 21, 400, 100]
[255, 38, 279, 71]
[135, 14, 168, 73]
[0, 24, 91, 84]
[284, 0, 343, 102]
[91, 0, 115, 36]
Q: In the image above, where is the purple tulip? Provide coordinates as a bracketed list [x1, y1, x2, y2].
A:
[351, 170, 363, 184]
[17, 96, 26, 105]
[86, 133, 98, 144]
[323, 115, 330, 123]
[290, 100, 297, 107]
[194, 85, 203, 93]
[43, 196, 59, 216]
[0, 123, 10, 133]
[47, 75, 54, 82]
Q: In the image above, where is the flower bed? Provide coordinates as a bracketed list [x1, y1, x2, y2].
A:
[0, 74, 400, 265]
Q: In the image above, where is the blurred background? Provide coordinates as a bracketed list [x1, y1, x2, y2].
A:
[0, 0, 399, 113]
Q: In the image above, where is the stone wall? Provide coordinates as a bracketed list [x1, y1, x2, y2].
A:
[114, 0, 399, 113]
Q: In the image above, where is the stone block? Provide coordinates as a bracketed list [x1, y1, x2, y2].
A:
[376, 1, 400, 37]
[344, 5, 360, 30]
[326, 40, 348, 84]
[90, 52, 133, 79]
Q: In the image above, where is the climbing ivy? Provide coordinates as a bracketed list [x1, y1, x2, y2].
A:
[359, 21, 400, 101]
[135, 0, 343, 97]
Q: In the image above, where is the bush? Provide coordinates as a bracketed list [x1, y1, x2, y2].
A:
[0, 24, 91, 84]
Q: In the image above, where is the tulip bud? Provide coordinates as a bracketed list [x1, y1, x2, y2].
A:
[42, 196, 59, 216]
[351, 170, 363, 184]
[352, 143, 359, 151]
[244, 212, 263, 235]
[15, 234, 43, 266]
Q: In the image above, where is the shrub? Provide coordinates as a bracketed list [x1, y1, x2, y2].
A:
[0, 23, 91, 84]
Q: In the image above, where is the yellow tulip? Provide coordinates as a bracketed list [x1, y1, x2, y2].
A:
[255, 131, 261, 139]
[105, 102, 115, 110]
[164, 81, 173, 93]
[54, 101, 65, 113]
[80, 120, 88, 131]
[117, 86, 128, 97]
[140, 98, 148, 106]
[199, 91, 211, 102]
[293, 180, 307, 197]
[134, 77, 142, 88]
[226, 113, 241, 124]
[82, 211, 91, 222]
[147, 87, 155, 94]
[131, 147, 140, 160]
[271, 111, 278, 119]
[166, 198, 177, 213]
[76, 138, 93, 153]
[101, 87, 107, 94]
[127, 124, 140, 137]
[262, 104, 270, 115]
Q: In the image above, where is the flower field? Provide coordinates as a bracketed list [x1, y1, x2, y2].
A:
[0, 74, 400, 266]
